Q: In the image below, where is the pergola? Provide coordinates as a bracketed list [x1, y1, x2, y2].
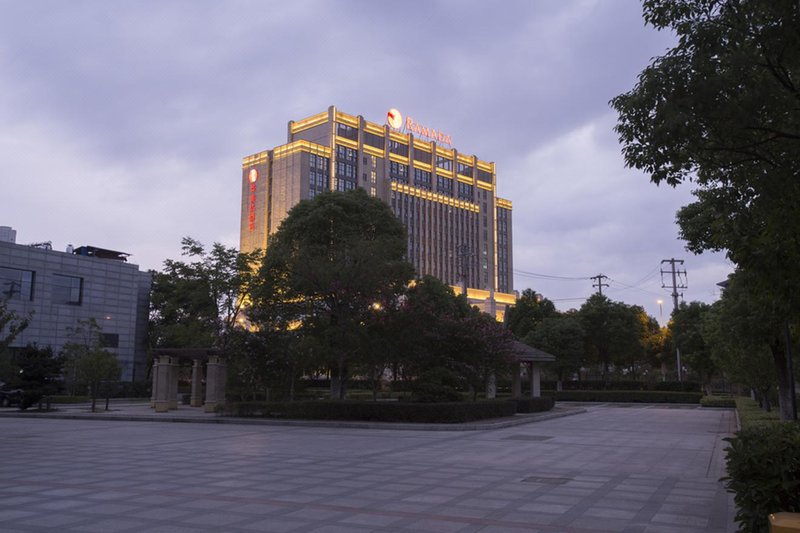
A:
[510, 340, 555, 398]
[150, 349, 226, 413]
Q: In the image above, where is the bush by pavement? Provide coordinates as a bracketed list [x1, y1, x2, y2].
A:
[724, 422, 800, 533]
[547, 390, 702, 403]
[512, 397, 555, 413]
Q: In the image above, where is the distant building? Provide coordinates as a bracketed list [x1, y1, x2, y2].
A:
[239, 106, 516, 319]
[0, 231, 151, 381]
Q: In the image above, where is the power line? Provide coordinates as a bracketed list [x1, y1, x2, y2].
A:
[513, 269, 591, 281]
[591, 274, 609, 296]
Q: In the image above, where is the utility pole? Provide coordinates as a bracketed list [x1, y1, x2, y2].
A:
[591, 274, 609, 296]
[660, 258, 687, 310]
[661, 258, 688, 381]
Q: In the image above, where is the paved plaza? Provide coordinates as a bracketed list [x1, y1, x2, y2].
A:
[0, 404, 736, 532]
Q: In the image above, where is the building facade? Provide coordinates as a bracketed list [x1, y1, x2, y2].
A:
[239, 106, 514, 318]
[0, 231, 151, 381]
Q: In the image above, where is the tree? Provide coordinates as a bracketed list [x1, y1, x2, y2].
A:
[0, 298, 30, 355]
[524, 315, 585, 386]
[611, 0, 799, 419]
[670, 301, 716, 392]
[505, 288, 558, 339]
[249, 189, 414, 399]
[578, 294, 645, 380]
[150, 237, 263, 350]
[11, 345, 64, 410]
[62, 319, 121, 412]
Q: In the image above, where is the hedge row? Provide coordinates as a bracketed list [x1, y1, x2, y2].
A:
[546, 390, 703, 403]
[725, 423, 800, 533]
[735, 397, 781, 431]
[700, 395, 737, 408]
[543, 380, 701, 392]
[223, 399, 521, 423]
[512, 397, 555, 413]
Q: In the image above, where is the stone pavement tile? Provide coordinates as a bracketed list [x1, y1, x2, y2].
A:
[403, 493, 456, 504]
[658, 502, 716, 517]
[306, 524, 375, 533]
[283, 508, 348, 521]
[227, 502, 288, 515]
[406, 518, 480, 532]
[178, 511, 251, 527]
[339, 512, 408, 527]
[16, 512, 89, 528]
[650, 512, 709, 528]
[238, 517, 310, 532]
[455, 497, 511, 510]
[0, 495, 46, 506]
[77, 502, 143, 515]
[534, 494, 583, 505]
[134, 507, 196, 520]
[495, 511, 561, 526]
[428, 486, 473, 497]
[127, 494, 186, 505]
[135, 526, 205, 533]
[518, 502, 573, 514]
[39, 487, 94, 497]
[593, 497, 647, 511]
[568, 515, 631, 531]
[34, 499, 93, 511]
[582, 506, 638, 520]
[70, 517, 147, 532]
[177, 499, 238, 510]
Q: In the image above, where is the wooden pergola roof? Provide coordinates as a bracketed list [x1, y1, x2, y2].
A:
[510, 340, 556, 363]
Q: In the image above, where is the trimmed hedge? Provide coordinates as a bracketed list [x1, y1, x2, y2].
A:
[547, 390, 702, 403]
[724, 423, 800, 533]
[700, 395, 737, 408]
[512, 397, 555, 413]
[542, 380, 701, 392]
[222, 399, 517, 423]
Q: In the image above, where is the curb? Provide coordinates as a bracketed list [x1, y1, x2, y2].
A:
[0, 405, 586, 431]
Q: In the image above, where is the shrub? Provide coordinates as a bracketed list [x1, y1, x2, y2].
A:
[409, 367, 465, 403]
[48, 395, 90, 404]
[541, 380, 701, 392]
[735, 397, 781, 431]
[512, 397, 555, 413]
[223, 399, 516, 423]
[548, 390, 702, 403]
[700, 395, 736, 408]
[724, 423, 800, 533]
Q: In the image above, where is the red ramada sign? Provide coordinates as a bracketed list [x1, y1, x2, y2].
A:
[248, 168, 257, 231]
[387, 108, 452, 146]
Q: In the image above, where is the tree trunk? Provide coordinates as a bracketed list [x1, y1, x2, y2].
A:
[770, 341, 796, 421]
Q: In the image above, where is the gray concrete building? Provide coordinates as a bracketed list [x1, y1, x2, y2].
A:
[240, 106, 516, 320]
[0, 229, 150, 381]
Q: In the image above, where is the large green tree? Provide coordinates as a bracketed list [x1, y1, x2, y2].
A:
[670, 301, 716, 391]
[62, 319, 121, 412]
[505, 288, 558, 339]
[150, 237, 262, 349]
[249, 189, 414, 399]
[611, 0, 799, 419]
[578, 294, 645, 380]
[524, 314, 585, 386]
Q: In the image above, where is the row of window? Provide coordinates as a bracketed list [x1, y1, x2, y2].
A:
[0, 266, 82, 305]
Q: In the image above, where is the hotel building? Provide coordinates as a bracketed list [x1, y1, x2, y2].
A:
[239, 106, 515, 318]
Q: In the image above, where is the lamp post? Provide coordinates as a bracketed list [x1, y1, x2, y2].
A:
[657, 299, 663, 324]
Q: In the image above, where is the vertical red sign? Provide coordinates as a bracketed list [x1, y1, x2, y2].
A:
[248, 169, 258, 231]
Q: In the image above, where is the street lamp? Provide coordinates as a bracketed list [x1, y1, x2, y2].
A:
[657, 299, 663, 323]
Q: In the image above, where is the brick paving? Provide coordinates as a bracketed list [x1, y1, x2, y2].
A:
[0, 404, 736, 532]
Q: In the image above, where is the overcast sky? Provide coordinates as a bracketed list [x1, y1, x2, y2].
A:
[0, 0, 732, 324]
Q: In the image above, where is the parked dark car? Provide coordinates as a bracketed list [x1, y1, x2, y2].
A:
[0, 385, 24, 407]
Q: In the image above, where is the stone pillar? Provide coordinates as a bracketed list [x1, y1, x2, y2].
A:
[217, 358, 226, 409]
[168, 357, 179, 410]
[190, 359, 203, 407]
[150, 358, 159, 408]
[154, 356, 172, 412]
[512, 363, 521, 398]
[486, 372, 496, 399]
[205, 356, 221, 413]
[530, 362, 541, 398]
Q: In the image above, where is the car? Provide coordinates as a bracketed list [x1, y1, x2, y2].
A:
[0, 387, 23, 407]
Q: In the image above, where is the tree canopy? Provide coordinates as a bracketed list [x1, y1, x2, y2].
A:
[249, 189, 414, 398]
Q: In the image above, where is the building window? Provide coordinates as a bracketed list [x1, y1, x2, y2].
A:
[436, 156, 452, 171]
[370, 171, 377, 184]
[336, 122, 358, 141]
[364, 132, 384, 150]
[389, 161, 408, 182]
[457, 182, 474, 202]
[414, 168, 432, 190]
[389, 140, 408, 157]
[334, 178, 356, 192]
[371, 155, 377, 167]
[336, 145, 358, 162]
[477, 168, 492, 183]
[370, 187, 377, 197]
[436, 175, 453, 196]
[101, 333, 119, 348]
[0, 267, 34, 301]
[457, 162, 473, 176]
[414, 149, 432, 165]
[52, 274, 82, 305]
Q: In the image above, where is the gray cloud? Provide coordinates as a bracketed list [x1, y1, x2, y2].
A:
[0, 0, 730, 323]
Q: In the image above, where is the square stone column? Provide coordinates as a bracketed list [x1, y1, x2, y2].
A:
[168, 358, 179, 410]
[150, 358, 158, 408]
[204, 356, 222, 413]
[512, 364, 522, 398]
[190, 359, 203, 407]
[530, 362, 541, 398]
[154, 356, 172, 412]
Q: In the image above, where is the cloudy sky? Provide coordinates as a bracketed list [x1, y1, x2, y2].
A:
[0, 0, 732, 323]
